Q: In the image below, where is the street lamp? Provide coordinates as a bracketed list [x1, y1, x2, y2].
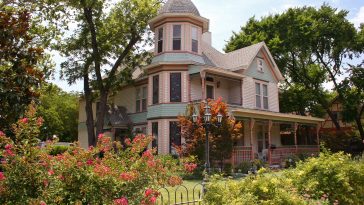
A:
[192, 101, 223, 194]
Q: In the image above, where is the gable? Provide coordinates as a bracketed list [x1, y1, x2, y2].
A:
[243, 50, 278, 83]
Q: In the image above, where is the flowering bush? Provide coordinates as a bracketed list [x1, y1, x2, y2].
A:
[0, 104, 194, 204]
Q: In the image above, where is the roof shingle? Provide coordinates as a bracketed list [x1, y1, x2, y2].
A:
[159, 0, 200, 16]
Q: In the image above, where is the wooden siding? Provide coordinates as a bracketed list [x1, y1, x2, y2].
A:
[112, 86, 136, 113]
[268, 82, 279, 112]
[242, 77, 255, 109]
[129, 112, 147, 124]
[244, 53, 277, 83]
[147, 103, 188, 119]
[190, 75, 202, 101]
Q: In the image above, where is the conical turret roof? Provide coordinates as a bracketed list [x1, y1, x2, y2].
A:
[159, 0, 200, 16]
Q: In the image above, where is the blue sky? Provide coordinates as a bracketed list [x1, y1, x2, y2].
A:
[50, 0, 364, 92]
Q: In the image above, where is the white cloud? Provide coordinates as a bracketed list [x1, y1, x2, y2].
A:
[352, 6, 364, 28]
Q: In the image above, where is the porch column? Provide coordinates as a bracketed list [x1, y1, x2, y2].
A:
[268, 120, 273, 165]
[250, 119, 255, 160]
[201, 71, 206, 100]
[240, 79, 243, 106]
[294, 122, 298, 153]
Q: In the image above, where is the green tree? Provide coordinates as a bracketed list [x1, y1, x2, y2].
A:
[55, 0, 161, 146]
[0, 6, 44, 134]
[225, 5, 361, 131]
[37, 84, 79, 142]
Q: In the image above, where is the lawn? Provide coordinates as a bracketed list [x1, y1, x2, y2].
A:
[157, 179, 204, 205]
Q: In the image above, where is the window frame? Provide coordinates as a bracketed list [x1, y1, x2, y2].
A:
[152, 122, 158, 153]
[152, 75, 159, 105]
[157, 27, 164, 53]
[172, 25, 182, 51]
[170, 72, 182, 102]
[191, 26, 198, 53]
[255, 81, 269, 110]
[257, 59, 264, 73]
[206, 82, 215, 100]
[169, 121, 181, 155]
[135, 85, 147, 113]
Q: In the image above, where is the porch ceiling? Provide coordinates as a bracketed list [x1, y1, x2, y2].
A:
[232, 108, 324, 124]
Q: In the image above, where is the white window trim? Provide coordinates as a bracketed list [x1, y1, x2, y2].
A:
[257, 59, 264, 73]
[136, 85, 147, 113]
[191, 26, 198, 53]
[172, 24, 183, 51]
[254, 81, 269, 110]
[157, 26, 164, 54]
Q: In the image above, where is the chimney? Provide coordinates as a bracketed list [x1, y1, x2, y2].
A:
[202, 32, 212, 45]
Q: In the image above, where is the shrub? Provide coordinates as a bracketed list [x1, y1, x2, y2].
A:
[235, 161, 251, 174]
[48, 145, 69, 156]
[204, 173, 309, 205]
[0, 104, 195, 204]
[289, 151, 364, 204]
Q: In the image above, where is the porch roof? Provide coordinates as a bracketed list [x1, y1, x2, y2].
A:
[232, 107, 324, 124]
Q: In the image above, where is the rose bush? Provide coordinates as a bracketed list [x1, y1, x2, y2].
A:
[0, 104, 196, 204]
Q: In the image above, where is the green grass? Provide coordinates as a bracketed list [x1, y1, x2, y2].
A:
[157, 180, 203, 205]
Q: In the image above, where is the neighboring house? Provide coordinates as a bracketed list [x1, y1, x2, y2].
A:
[78, 0, 324, 165]
[320, 97, 356, 132]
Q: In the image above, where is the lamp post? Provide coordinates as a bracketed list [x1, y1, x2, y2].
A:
[192, 102, 223, 194]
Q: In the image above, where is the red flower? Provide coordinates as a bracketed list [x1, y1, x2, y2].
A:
[119, 172, 134, 181]
[124, 138, 131, 146]
[37, 117, 44, 126]
[145, 188, 153, 197]
[40, 201, 46, 205]
[86, 159, 94, 166]
[20, 118, 28, 123]
[98, 133, 104, 139]
[184, 163, 197, 173]
[48, 170, 54, 176]
[0, 131, 4, 136]
[142, 150, 153, 159]
[0, 172, 5, 181]
[147, 160, 156, 168]
[150, 196, 157, 204]
[114, 197, 128, 205]
[5, 144, 12, 150]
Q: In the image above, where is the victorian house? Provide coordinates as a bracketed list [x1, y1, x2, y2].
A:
[78, 0, 324, 166]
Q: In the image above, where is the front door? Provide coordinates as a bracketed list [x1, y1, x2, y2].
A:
[257, 125, 264, 153]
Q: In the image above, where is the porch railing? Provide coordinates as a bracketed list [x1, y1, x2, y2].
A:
[232, 146, 252, 166]
[270, 145, 319, 165]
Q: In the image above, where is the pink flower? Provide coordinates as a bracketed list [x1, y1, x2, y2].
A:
[48, 170, 54, 176]
[150, 196, 157, 204]
[0, 172, 5, 181]
[147, 160, 156, 168]
[124, 138, 131, 146]
[142, 150, 153, 159]
[119, 172, 134, 181]
[98, 133, 104, 139]
[114, 197, 128, 205]
[40, 201, 46, 205]
[37, 117, 44, 126]
[0, 131, 4, 136]
[184, 163, 197, 173]
[86, 159, 94, 166]
[5, 144, 12, 150]
[145, 188, 153, 197]
[20, 118, 28, 124]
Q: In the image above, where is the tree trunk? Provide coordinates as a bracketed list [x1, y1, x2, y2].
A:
[326, 108, 342, 130]
[355, 104, 364, 141]
[84, 71, 95, 146]
[95, 90, 109, 137]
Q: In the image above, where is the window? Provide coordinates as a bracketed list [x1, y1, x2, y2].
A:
[169, 121, 181, 155]
[255, 82, 268, 109]
[255, 83, 261, 108]
[152, 75, 159, 104]
[173, 25, 182, 50]
[257, 59, 264, 72]
[170, 73, 181, 102]
[152, 122, 158, 153]
[206, 84, 214, 99]
[263, 84, 268, 109]
[191, 27, 198, 52]
[136, 86, 147, 112]
[157, 27, 163, 53]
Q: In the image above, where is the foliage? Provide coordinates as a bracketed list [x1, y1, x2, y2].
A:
[37, 83, 79, 142]
[224, 4, 362, 132]
[0, 6, 44, 134]
[289, 151, 364, 204]
[0, 104, 196, 204]
[48, 145, 69, 156]
[53, 0, 162, 146]
[178, 98, 243, 167]
[234, 161, 252, 174]
[204, 173, 310, 205]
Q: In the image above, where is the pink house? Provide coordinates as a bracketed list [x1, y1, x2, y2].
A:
[78, 0, 324, 165]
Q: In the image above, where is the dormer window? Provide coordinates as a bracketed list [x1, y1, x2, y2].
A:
[257, 59, 264, 72]
[191, 27, 198, 52]
[173, 25, 182, 50]
[157, 27, 163, 53]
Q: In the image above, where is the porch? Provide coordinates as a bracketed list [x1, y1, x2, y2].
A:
[231, 108, 324, 166]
